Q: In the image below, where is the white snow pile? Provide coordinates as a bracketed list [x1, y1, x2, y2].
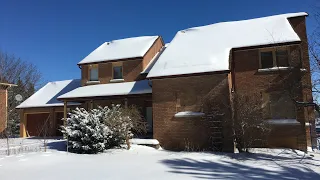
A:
[78, 36, 159, 65]
[16, 79, 81, 109]
[0, 144, 319, 180]
[58, 80, 151, 99]
[148, 12, 307, 78]
[129, 138, 159, 145]
[175, 111, 205, 118]
[266, 119, 300, 125]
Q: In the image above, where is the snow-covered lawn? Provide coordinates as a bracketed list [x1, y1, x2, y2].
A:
[0, 139, 319, 180]
[0, 137, 65, 155]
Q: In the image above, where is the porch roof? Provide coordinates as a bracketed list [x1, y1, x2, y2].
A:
[58, 80, 152, 101]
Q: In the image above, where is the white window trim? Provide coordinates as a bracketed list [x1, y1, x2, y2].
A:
[259, 47, 291, 70]
[109, 79, 124, 83]
[88, 64, 99, 81]
[258, 67, 307, 73]
[86, 80, 100, 85]
[112, 62, 123, 80]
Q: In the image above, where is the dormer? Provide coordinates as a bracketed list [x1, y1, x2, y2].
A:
[78, 36, 164, 86]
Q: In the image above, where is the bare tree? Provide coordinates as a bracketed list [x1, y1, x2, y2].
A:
[202, 80, 271, 152]
[233, 93, 271, 152]
[308, 6, 320, 99]
[36, 115, 52, 152]
[121, 105, 147, 150]
[0, 50, 42, 136]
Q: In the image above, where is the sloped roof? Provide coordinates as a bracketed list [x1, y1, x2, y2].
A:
[78, 36, 159, 65]
[16, 79, 81, 109]
[58, 80, 151, 100]
[147, 12, 307, 78]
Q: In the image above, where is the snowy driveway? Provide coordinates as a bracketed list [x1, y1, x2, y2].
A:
[0, 142, 319, 180]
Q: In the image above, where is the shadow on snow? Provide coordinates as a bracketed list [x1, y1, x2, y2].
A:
[160, 151, 320, 180]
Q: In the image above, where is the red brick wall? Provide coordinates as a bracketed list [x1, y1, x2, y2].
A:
[0, 88, 7, 132]
[142, 38, 163, 69]
[289, 16, 316, 149]
[152, 74, 233, 151]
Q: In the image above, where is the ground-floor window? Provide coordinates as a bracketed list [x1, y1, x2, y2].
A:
[262, 91, 296, 119]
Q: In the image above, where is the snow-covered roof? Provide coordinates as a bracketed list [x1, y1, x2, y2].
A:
[58, 80, 151, 100]
[78, 36, 159, 65]
[147, 12, 307, 78]
[16, 79, 81, 109]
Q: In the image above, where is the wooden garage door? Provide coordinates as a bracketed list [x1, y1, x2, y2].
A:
[27, 113, 49, 137]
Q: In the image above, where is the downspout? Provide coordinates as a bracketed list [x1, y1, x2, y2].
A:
[231, 50, 236, 93]
[229, 50, 236, 152]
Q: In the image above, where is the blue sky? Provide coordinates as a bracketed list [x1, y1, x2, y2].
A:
[0, 0, 319, 84]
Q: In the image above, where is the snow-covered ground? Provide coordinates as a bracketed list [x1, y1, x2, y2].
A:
[0, 139, 319, 180]
[0, 137, 65, 156]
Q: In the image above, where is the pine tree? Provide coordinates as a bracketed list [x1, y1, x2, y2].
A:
[61, 108, 108, 154]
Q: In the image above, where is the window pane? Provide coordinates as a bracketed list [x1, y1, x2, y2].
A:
[260, 51, 273, 69]
[113, 66, 123, 79]
[90, 68, 98, 81]
[269, 92, 295, 119]
[276, 50, 289, 67]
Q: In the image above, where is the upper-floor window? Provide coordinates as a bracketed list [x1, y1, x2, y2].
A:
[113, 62, 123, 79]
[89, 64, 99, 81]
[259, 47, 290, 69]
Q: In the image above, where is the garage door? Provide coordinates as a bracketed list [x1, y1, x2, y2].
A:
[26, 113, 50, 137]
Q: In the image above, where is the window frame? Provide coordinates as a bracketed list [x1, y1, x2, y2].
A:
[88, 64, 99, 81]
[259, 47, 291, 69]
[112, 62, 123, 80]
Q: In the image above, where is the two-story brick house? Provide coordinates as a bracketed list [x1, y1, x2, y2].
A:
[17, 12, 316, 152]
[17, 36, 164, 136]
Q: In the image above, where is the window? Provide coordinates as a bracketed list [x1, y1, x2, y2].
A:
[89, 64, 98, 81]
[260, 51, 274, 69]
[276, 50, 289, 67]
[113, 63, 123, 79]
[259, 47, 290, 69]
[262, 91, 296, 119]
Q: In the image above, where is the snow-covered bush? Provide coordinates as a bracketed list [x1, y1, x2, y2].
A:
[61, 108, 109, 154]
[99, 104, 147, 149]
[61, 105, 147, 152]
